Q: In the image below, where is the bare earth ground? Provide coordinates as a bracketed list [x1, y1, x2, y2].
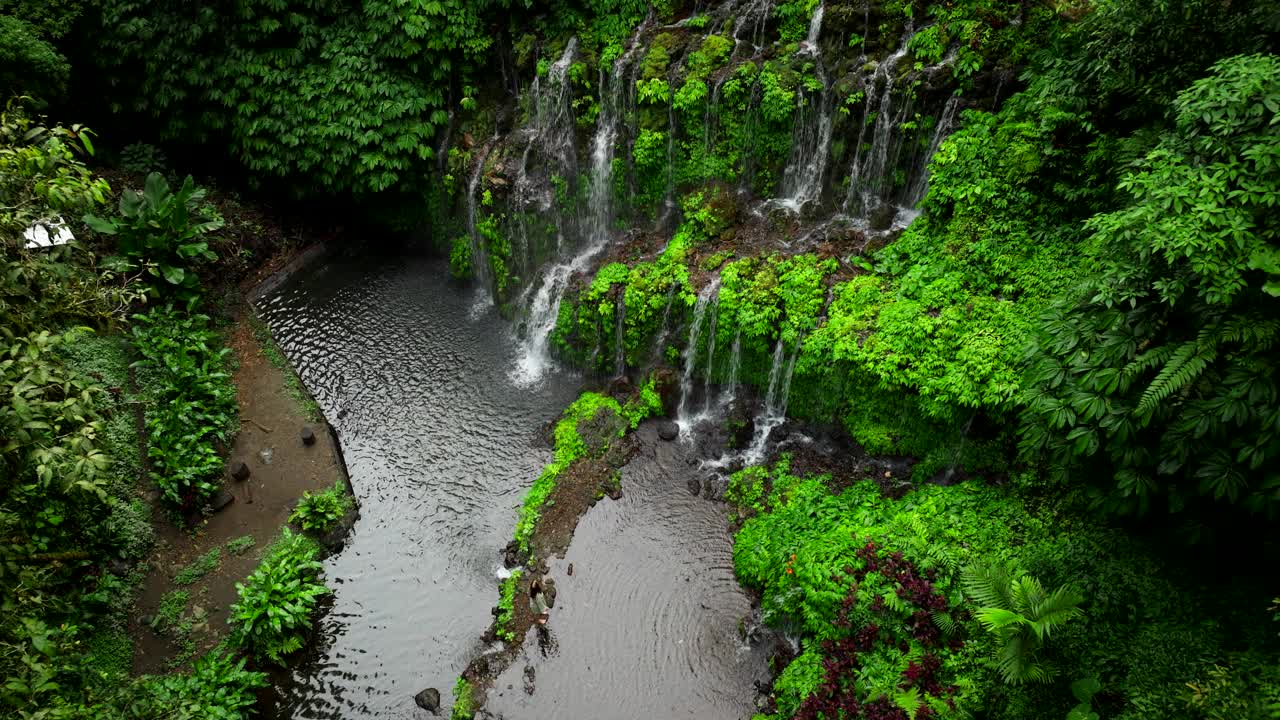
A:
[129, 316, 346, 675]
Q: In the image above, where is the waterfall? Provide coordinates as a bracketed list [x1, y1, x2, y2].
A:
[721, 331, 743, 407]
[742, 336, 802, 465]
[906, 94, 961, 206]
[613, 291, 627, 378]
[776, 2, 832, 213]
[843, 31, 915, 216]
[512, 27, 648, 385]
[466, 141, 498, 292]
[804, 1, 825, 49]
[700, 297, 720, 414]
[647, 285, 678, 370]
[676, 277, 721, 434]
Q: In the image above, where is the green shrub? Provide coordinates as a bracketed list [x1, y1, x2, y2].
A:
[229, 529, 329, 664]
[138, 650, 268, 720]
[290, 482, 352, 532]
[131, 306, 237, 507]
[85, 172, 223, 300]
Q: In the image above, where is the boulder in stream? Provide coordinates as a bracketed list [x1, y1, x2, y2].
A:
[413, 687, 441, 714]
[301, 425, 317, 446]
[657, 421, 679, 442]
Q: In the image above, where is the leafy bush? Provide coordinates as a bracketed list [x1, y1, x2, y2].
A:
[451, 676, 476, 720]
[229, 529, 329, 664]
[131, 306, 237, 507]
[118, 143, 167, 175]
[85, 172, 223, 300]
[137, 650, 268, 720]
[290, 482, 352, 533]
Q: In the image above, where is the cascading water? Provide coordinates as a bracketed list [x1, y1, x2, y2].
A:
[512, 26, 648, 384]
[907, 93, 961, 206]
[742, 336, 802, 465]
[675, 277, 720, 434]
[721, 331, 743, 407]
[775, 2, 831, 213]
[700, 297, 720, 414]
[844, 30, 916, 216]
[506, 39, 579, 288]
[466, 141, 499, 292]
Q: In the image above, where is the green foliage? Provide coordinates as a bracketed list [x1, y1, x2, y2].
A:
[153, 589, 189, 634]
[962, 563, 1085, 685]
[92, 0, 512, 196]
[450, 236, 473, 280]
[451, 676, 475, 720]
[137, 650, 268, 720]
[131, 306, 237, 507]
[495, 568, 523, 642]
[117, 143, 167, 176]
[85, 172, 224, 300]
[173, 547, 222, 586]
[290, 482, 352, 533]
[229, 528, 329, 664]
[224, 535, 255, 556]
[1021, 54, 1280, 515]
[0, 15, 69, 102]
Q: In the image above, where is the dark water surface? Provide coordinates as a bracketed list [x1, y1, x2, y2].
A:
[259, 252, 769, 719]
[259, 254, 579, 718]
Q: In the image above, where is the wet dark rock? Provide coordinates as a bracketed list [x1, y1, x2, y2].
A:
[210, 490, 235, 512]
[651, 368, 680, 416]
[301, 425, 317, 446]
[140, 614, 154, 628]
[566, 563, 574, 576]
[109, 558, 130, 576]
[229, 459, 251, 482]
[543, 578, 557, 608]
[414, 687, 441, 714]
[606, 374, 633, 398]
[502, 539, 523, 568]
[868, 203, 897, 231]
[687, 477, 701, 495]
[318, 508, 358, 553]
[657, 421, 680, 442]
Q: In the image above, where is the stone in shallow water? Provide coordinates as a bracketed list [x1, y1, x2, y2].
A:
[657, 421, 679, 441]
[301, 425, 317, 446]
[210, 490, 235, 512]
[413, 687, 441, 714]
[229, 460, 251, 481]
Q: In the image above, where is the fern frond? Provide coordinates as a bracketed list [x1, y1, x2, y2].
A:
[1136, 340, 1216, 418]
[962, 563, 1014, 610]
[930, 610, 957, 636]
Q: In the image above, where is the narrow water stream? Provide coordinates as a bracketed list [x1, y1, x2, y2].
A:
[486, 424, 773, 719]
[257, 251, 770, 719]
[257, 253, 579, 718]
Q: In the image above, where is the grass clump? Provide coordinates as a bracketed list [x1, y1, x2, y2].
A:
[224, 535, 256, 556]
[495, 569, 523, 642]
[451, 677, 475, 720]
[173, 547, 222, 585]
[290, 481, 353, 533]
[153, 589, 189, 633]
